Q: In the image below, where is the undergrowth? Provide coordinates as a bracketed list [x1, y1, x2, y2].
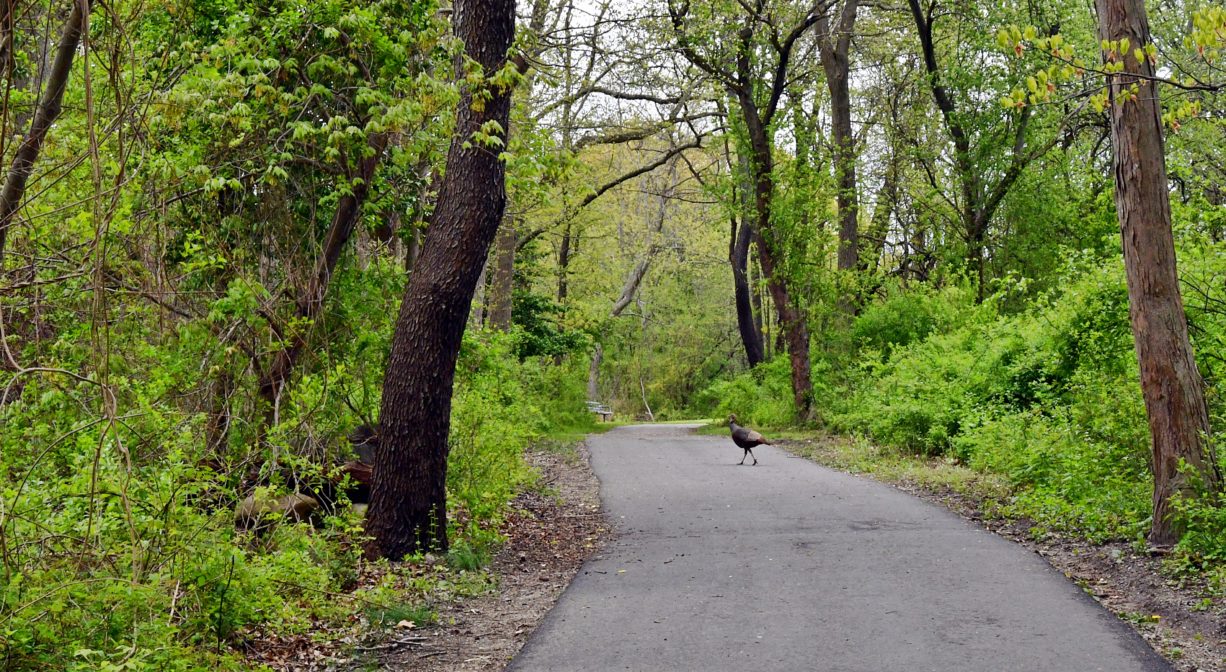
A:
[0, 327, 594, 671]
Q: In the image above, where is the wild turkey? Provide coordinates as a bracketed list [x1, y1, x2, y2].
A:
[728, 414, 770, 465]
[234, 426, 377, 532]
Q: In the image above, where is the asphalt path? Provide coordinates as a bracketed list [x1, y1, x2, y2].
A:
[507, 423, 1170, 672]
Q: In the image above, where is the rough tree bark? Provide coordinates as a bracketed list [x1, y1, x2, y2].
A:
[0, 0, 91, 267]
[367, 0, 515, 559]
[1095, 0, 1222, 545]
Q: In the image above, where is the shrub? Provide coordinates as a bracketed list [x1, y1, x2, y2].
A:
[692, 356, 798, 428]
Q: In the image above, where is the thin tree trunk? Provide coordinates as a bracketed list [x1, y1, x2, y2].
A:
[731, 217, 765, 366]
[730, 148, 765, 366]
[470, 263, 487, 329]
[751, 251, 766, 355]
[588, 157, 677, 400]
[818, 0, 860, 273]
[488, 213, 515, 330]
[0, 0, 90, 267]
[587, 342, 602, 400]
[557, 220, 572, 302]
[1096, 0, 1222, 545]
[757, 236, 813, 419]
[867, 155, 898, 273]
[367, 0, 515, 559]
[256, 133, 388, 424]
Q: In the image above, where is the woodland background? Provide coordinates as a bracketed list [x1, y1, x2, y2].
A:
[1, 0, 1225, 668]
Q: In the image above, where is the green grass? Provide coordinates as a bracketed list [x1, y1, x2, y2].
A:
[778, 431, 1011, 500]
[364, 602, 437, 628]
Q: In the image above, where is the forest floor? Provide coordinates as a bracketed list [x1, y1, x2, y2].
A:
[373, 441, 606, 671]
[243, 441, 607, 671]
[780, 433, 1226, 672]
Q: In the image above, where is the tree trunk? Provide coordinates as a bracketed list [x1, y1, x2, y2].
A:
[866, 155, 897, 273]
[1096, 0, 1222, 545]
[588, 158, 676, 399]
[367, 0, 515, 559]
[968, 213, 988, 303]
[818, 0, 860, 273]
[731, 218, 765, 366]
[751, 252, 766, 355]
[756, 237, 813, 420]
[256, 133, 387, 425]
[587, 342, 603, 400]
[742, 106, 814, 421]
[557, 220, 572, 302]
[0, 0, 90, 267]
[488, 213, 515, 330]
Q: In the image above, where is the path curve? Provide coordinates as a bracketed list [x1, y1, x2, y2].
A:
[509, 424, 1170, 671]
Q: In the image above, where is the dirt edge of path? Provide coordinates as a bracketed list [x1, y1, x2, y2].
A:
[778, 437, 1225, 672]
[386, 442, 608, 671]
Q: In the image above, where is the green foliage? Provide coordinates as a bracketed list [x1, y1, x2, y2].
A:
[692, 356, 809, 428]
[835, 260, 1136, 454]
[833, 243, 1226, 548]
[852, 284, 974, 360]
[449, 333, 546, 523]
[510, 290, 591, 360]
[1171, 480, 1226, 567]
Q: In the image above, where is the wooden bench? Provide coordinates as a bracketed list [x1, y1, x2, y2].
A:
[585, 400, 614, 422]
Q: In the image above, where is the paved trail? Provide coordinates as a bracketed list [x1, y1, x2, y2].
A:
[508, 424, 1169, 672]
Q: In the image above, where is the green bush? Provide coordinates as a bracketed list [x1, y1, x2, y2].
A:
[833, 245, 1226, 551]
[692, 356, 797, 428]
[835, 260, 1135, 455]
[852, 284, 974, 360]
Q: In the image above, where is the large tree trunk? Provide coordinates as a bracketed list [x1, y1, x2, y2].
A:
[367, 0, 515, 559]
[0, 0, 90, 267]
[1096, 0, 1222, 545]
